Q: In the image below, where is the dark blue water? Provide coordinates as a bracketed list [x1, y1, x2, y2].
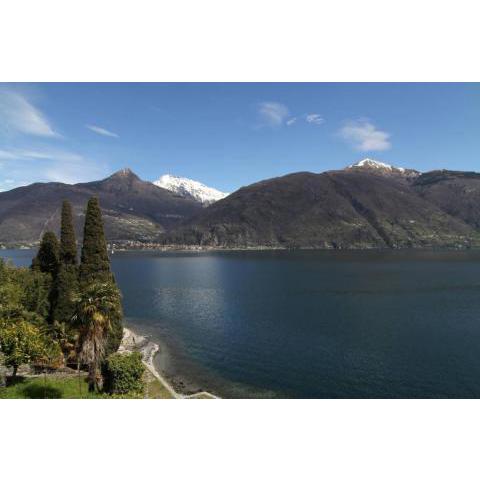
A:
[4, 248, 480, 398]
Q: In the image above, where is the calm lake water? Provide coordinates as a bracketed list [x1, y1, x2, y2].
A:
[4, 248, 480, 398]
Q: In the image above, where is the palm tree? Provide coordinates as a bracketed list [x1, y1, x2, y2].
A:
[73, 282, 122, 392]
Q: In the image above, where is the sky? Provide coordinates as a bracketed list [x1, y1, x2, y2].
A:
[0, 83, 479, 193]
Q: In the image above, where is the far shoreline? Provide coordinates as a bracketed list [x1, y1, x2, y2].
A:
[3, 242, 480, 253]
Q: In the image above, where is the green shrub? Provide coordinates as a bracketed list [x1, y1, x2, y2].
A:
[103, 352, 145, 395]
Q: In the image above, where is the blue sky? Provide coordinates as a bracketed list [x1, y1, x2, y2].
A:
[0, 83, 479, 193]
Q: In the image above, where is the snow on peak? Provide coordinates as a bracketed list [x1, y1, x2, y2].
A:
[348, 158, 405, 172]
[346, 157, 417, 175]
[112, 167, 135, 177]
[154, 174, 229, 205]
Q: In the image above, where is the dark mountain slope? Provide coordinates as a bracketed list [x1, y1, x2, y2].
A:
[412, 170, 480, 230]
[326, 169, 476, 248]
[167, 172, 383, 248]
[0, 169, 201, 243]
[166, 165, 480, 249]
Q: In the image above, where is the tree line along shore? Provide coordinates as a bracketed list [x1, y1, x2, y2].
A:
[0, 198, 148, 397]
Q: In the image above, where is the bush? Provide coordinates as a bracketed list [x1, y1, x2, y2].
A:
[103, 352, 145, 395]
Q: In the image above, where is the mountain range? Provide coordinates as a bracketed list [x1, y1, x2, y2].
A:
[165, 159, 480, 249]
[0, 168, 202, 243]
[2, 159, 480, 249]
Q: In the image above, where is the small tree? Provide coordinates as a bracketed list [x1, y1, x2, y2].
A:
[73, 281, 122, 392]
[0, 319, 46, 378]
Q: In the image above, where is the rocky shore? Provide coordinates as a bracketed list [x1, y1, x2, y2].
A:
[119, 327, 218, 399]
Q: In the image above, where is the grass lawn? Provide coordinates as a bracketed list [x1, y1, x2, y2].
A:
[0, 371, 174, 399]
[0, 375, 106, 399]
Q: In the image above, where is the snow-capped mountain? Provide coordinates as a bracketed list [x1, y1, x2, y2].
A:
[346, 158, 419, 177]
[154, 174, 229, 206]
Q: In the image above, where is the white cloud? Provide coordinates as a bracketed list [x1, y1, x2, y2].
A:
[86, 124, 119, 138]
[257, 102, 289, 128]
[0, 147, 108, 186]
[0, 148, 84, 163]
[305, 113, 324, 125]
[256, 104, 327, 129]
[338, 119, 391, 151]
[0, 88, 59, 138]
[0, 149, 19, 160]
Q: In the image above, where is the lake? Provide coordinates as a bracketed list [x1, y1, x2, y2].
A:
[4, 248, 480, 398]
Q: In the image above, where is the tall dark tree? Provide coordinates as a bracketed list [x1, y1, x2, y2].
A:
[59, 200, 77, 265]
[78, 197, 123, 355]
[31, 231, 60, 323]
[79, 197, 111, 284]
[32, 231, 60, 278]
[52, 200, 79, 327]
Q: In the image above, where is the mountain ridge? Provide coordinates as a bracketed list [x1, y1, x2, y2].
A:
[164, 160, 480, 249]
[3, 161, 480, 249]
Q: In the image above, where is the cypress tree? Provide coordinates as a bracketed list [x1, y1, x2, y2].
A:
[59, 200, 77, 265]
[79, 197, 123, 354]
[32, 231, 60, 322]
[79, 197, 111, 284]
[32, 231, 60, 277]
[52, 200, 79, 325]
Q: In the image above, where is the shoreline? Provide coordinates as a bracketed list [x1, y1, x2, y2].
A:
[119, 327, 218, 399]
[4, 243, 480, 253]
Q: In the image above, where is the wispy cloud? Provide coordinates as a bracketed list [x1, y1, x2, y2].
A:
[256, 103, 327, 130]
[86, 124, 119, 138]
[338, 119, 391, 151]
[0, 88, 59, 138]
[0, 148, 86, 164]
[257, 102, 290, 128]
[305, 113, 324, 125]
[0, 149, 19, 160]
[0, 147, 108, 187]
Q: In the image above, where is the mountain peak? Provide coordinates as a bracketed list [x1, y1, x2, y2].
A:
[106, 168, 141, 182]
[112, 167, 135, 177]
[348, 158, 401, 171]
[346, 158, 419, 177]
[154, 174, 229, 206]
